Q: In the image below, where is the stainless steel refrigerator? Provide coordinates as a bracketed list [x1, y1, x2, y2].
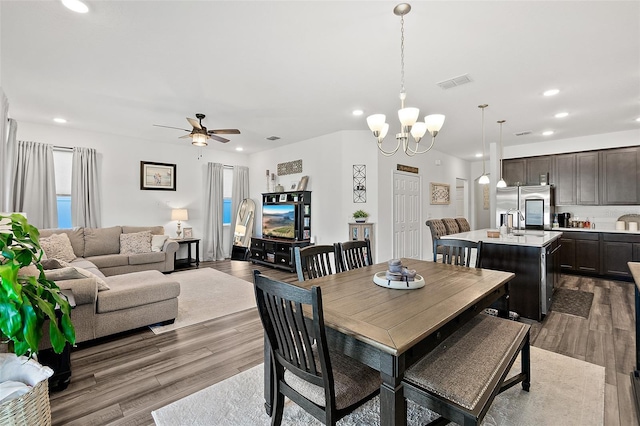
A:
[496, 185, 555, 231]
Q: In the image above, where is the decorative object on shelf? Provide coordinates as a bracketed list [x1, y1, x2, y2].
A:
[275, 184, 284, 192]
[373, 259, 424, 290]
[430, 182, 450, 205]
[183, 227, 193, 238]
[265, 169, 270, 192]
[140, 161, 176, 191]
[366, 3, 445, 157]
[496, 120, 507, 188]
[353, 209, 369, 223]
[270, 173, 276, 192]
[171, 208, 188, 238]
[353, 165, 367, 203]
[478, 104, 490, 185]
[296, 175, 309, 191]
[277, 159, 302, 176]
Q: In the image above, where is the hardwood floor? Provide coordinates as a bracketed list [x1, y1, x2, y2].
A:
[48, 261, 638, 425]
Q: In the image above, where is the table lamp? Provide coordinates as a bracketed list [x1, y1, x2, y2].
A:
[171, 208, 189, 238]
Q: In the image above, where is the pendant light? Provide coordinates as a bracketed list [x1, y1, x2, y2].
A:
[496, 120, 507, 188]
[478, 104, 490, 185]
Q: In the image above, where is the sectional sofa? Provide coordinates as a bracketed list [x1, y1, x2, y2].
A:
[37, 226, 181, 346]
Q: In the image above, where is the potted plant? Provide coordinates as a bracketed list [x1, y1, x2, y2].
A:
[0, 213, 75, 421]
[353, 210, 369, 223]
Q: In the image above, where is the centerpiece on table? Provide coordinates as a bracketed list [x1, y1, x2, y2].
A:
[373, 259, 425, 290]
[0, 213, 76, 423]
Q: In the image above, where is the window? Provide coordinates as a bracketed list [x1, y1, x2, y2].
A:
[223, 167, 233, 225]
[53, 149, 73, 228]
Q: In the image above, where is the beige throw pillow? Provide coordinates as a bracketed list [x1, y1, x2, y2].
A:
[44, 266, 110, 291]
[39, 233, 77, 263]
[151, 235, 169, 252]
[120, 231, 152, 255]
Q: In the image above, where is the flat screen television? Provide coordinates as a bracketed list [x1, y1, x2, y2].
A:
[262, 204, 296, 239]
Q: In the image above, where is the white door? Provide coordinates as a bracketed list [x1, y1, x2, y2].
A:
[393, 171, 421, 259]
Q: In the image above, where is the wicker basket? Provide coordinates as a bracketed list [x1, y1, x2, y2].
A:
[0, 379, 51, 426]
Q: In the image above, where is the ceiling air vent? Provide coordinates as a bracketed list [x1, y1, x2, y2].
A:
[437, 74, 473, 90]
[266, 136, 281, 141]
[514, 130, 533, 137]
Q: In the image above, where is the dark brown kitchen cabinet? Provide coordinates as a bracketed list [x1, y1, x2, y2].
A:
[502, 159, 526, 186]
[634, 243, 640, 261]
[602, 233, 636, 278]
[559, 231, 600, 274]
[554, 154, 577, 205]
[576, 152, 599, 205]
[600, 147, 640, 205]
[526, 155, 554, 186]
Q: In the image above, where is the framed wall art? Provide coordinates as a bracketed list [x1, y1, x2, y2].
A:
[430, 182, 450, 205]
[140, 161, 176, 191]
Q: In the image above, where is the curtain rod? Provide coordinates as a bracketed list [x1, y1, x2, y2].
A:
[53, 145, 73, 152]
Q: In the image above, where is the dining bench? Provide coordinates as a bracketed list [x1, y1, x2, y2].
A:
[402, 313, 530, 426]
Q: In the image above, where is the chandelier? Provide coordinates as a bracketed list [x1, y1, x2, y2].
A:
[366, 3, 445, 157]
[496, 120, 507, 188]
[478, 104, 490, 185]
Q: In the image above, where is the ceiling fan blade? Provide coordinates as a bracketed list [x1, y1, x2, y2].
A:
[209, 129, 241, 135]
[209, 134, 230, 143]
[179, 134, 193, 139]
[153, 124, 190, 132]
[187, 117, 201, 129]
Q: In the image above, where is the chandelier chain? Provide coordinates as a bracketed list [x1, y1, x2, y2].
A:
[400, 14, 405, 94]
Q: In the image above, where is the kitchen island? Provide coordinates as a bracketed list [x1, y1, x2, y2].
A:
[443, 229, 563, 321]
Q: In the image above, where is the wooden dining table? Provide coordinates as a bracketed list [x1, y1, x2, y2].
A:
[262, 258, 516, 426]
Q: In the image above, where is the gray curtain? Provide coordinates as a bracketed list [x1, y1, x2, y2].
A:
[229, 165, 250, 253]
[72, 147, 101, 228]
[0, 90, 8, 211]
[203, 162, 225, 261]
[11, 140, 58, 228]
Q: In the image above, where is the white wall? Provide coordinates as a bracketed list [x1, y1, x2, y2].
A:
[15, 122, 250, 257]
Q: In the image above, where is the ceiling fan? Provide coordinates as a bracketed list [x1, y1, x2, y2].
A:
[153, 113, 240, 146]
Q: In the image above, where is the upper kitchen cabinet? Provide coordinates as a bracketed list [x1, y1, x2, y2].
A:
[554, 154, 577, 205]
[601, 147, 640, 205]
[502, 159, 526, 186]
[576, 152, 599, 205]
[526, 155, 554, 186]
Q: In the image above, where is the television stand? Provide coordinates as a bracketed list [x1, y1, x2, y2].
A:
[250, 237, 310, 272]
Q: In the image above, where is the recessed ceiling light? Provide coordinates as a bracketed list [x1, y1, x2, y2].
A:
[352, 110, 364, 116]
[475, 153, 483, 158]
[235, 147, 244, 152]
[542, 130, 554, 136]
[554, 112, 569, 118]
[543, 89, 559, 97]
[53, 118, 67, 123]
[61, 0, 89, 13]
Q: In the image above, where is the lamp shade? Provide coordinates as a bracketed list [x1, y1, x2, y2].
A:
[425, 114, 446, 133]
[192, 133, 208, 146]
[398, 107, 419, 127]
[479, 174, 490, 185]
[366, 114, 386, 133]
[171, 209, 189, 221]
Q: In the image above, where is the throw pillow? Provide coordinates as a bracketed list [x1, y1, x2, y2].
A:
[41, 259, 65, 270]
[18, 264, 40, 278]
[39, 233, 77, 263]
[151, 235, 169, 252]
[120, 231, 152, 255]
[44, 266, 110, 291]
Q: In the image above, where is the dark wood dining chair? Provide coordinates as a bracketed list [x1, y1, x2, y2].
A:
[294, 244, 340, 282]
[253, 271, 381, 426]
[426, 219, 448, 261]
[435, 239, 483, 267]
[337, 239, 372, 272]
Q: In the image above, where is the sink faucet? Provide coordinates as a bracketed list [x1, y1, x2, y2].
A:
[507, 208, 525, 232]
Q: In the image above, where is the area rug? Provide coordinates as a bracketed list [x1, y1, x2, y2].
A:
[550, 288, 594, 319]
[149, 268, 256, 334]
[152, 346, 605, 426]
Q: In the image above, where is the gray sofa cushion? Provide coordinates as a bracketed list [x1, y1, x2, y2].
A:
[39, 228, 85, 258]
[97, 271, 180, 313]
[84, 226, 122, 256]
[86, 254, 129, 269]
[122, 226, 165, 236]
[129, 251, 165, 265]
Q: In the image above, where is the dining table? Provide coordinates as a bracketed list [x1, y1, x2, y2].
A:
[262, 258, 516, 426]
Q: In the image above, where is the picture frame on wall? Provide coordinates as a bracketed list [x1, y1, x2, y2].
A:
[430, 182, 450, 205]
[183, 227, 193, 238]
[140, 161, 176, 191]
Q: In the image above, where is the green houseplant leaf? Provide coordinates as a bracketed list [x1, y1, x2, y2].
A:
[0, 213, 76, 357]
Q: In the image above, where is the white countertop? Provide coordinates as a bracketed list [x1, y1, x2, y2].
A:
[443, 229, 563, 247]
[556, 227, 640, 235]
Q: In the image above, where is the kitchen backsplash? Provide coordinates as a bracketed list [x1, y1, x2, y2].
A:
[555, 205, 640, 230]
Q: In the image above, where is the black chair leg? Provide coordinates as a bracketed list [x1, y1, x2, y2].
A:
[521, 334, 531, 392]
[271, 385, 284, 426]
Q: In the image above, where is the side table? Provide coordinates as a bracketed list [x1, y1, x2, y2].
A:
[174, 238, 200, 270]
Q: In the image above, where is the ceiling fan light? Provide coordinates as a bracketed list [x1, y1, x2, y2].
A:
[425, 114, 445, 133]
[398, 107, 419, 127]
[192, 133, 208, 146]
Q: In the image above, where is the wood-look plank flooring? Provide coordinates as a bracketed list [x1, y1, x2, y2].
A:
[48, 261, 637, 425]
